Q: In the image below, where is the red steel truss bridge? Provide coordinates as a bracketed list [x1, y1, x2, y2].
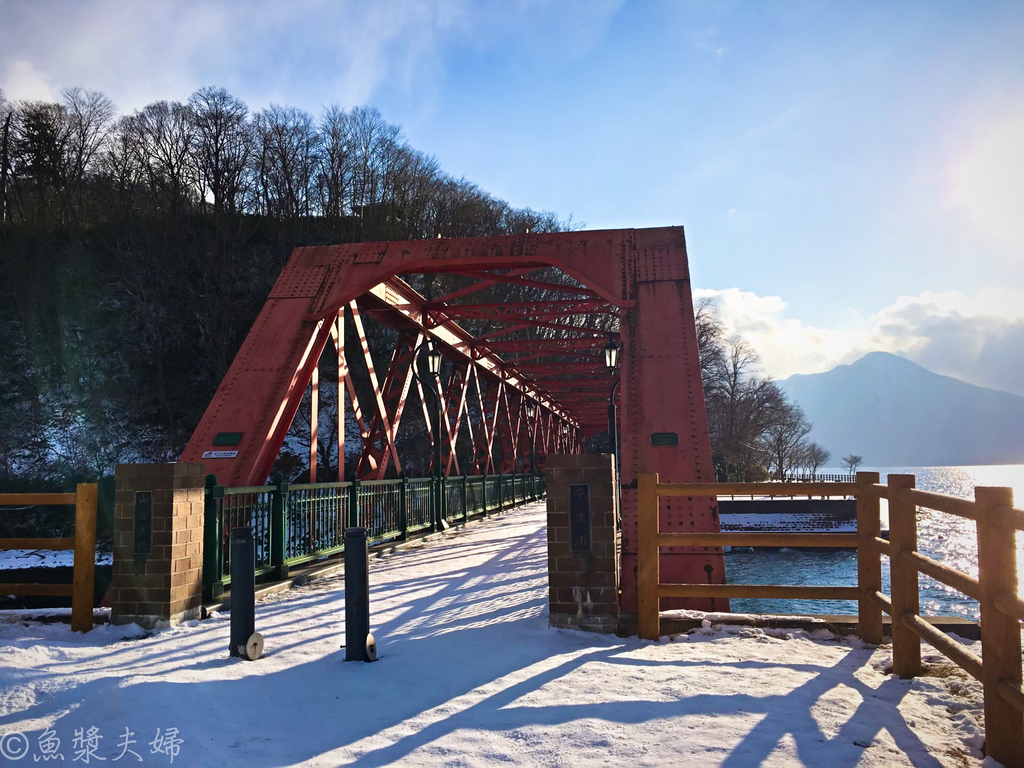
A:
[181, 226, 725, 611]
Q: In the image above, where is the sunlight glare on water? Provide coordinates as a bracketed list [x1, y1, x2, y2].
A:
[727, 464, 1024, 620]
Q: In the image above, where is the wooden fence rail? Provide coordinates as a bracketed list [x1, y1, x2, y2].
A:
[0, 484, 97, 632]
[637, 472, 1024, 767]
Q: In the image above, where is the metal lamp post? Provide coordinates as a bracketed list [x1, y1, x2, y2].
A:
[604, 338, 620, 457]
[604, 338, 621, 493]
[525, 400, 537, 498]
[417, 341, 444, 532]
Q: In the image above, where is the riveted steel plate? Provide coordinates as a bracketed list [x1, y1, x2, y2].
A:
[269, 265, 328, 299]
[634, 229, 689, 283]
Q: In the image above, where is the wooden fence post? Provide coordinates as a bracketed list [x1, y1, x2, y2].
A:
[71, 483, 98, 633]
[976, 486, 1024, 765]
[888, 474, 920, 678]
[637, 472, 659, 641]
[856, 471, 882, 644]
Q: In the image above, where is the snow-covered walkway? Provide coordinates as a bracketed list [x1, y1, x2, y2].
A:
[0, 502, 987, 766]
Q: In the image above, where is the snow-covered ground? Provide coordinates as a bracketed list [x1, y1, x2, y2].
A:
[0, 550, 112, 570]
[0, 502, 991, 766]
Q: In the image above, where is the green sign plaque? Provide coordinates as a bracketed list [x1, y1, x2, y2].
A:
[651, 432, 679, 446]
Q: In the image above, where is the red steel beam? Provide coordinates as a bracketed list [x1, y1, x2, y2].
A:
[432, 299, 617, 321]
[181, 227, 725, 615]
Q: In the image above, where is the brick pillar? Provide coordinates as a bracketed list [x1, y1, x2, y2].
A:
[111, 463, 206, 628]
[545, 454, 620, 633]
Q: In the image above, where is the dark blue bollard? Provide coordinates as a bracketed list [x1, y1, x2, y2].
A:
[344, 527, 376, 662]
[230, 526, 263, 660]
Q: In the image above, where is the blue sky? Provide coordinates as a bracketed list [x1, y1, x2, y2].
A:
[2, 0, 1023, 393]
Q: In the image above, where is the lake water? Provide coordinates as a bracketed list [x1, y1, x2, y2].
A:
[726, 464, 1024, 620]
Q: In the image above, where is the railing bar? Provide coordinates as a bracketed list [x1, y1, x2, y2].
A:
[284, 544, 346, 567]
[222, 486, 270, 495]
[901, 488, 978, 521]
[862, 483, 890, 500]
[993, 591, 1024, 623]
[0, 493, 77, 506]
[991, 505, 1024, 532]
[899, 612, 983, 681]
[897, 549, 981, 601]
[0, 537, 77, 551]
[872, 536, 891, 556]
[0, 582, 75, 596]
[657, 584, 860, 600]
[657, 532, 858, 548]
[869, 590, 893, 615]
[658, 482, 857, 497]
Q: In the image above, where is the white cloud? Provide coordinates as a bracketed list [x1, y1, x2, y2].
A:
[695, 287, 1024, 397]
[0, 0, 459, 110]
[0, 0, 622, 114]
[1, 59, 55, 101]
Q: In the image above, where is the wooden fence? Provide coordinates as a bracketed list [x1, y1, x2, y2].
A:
[637, 472, 1024, 766]
[0, 484, 98, 632]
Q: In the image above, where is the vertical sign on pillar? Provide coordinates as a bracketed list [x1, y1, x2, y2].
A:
[569, 484, 592, 553]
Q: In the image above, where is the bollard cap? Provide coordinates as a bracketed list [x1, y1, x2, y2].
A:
[243, 632, 264, 661]
[345, 527, 368, 542]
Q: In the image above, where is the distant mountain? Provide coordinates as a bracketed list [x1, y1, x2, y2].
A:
[779, 352, 1024, 466]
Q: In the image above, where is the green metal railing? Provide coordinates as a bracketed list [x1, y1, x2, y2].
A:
[203, 472, 546, 600]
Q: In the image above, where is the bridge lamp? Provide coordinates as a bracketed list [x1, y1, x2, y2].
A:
[525, 401, 537, 493]
[604, 338, 619, 372]
[426, 341, 442, 377]
[604, 338, 621, 483]
[421, 340, 444, 531]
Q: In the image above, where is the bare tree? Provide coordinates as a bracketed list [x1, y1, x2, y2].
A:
[694, 296, 726, 390]
[804, 442, 831, 480]
[188, 86, 250, 215]
[385, 144, 441, 240]
[0, 83, 586, 495]
[348, 106, 401, 236]
[61, 87, 115, 220]
[0, 89, 12, 224]
[253, 104, 320, 221]
[841, 454, 863, 474]
[760, 402, 812, 481]
[135, 100, 199, 215]
[702, 335, 819, 481]
[316, 105, 353, 222]
[99, 114, 146, 217]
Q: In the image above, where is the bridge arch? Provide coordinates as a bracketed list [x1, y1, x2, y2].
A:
[181, 226, 725, 611]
